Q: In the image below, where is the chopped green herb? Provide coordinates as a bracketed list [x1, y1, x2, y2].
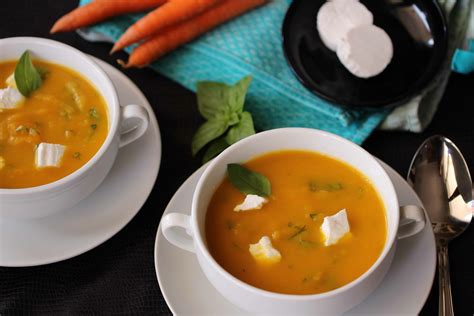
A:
[289, 225, 306, 240]
[89, 107, 99, 119]
[73, 152, 81, 159]
[91, 124, 97, 130]
[326, 182, 343, 191]
[309, 181, 343, 192]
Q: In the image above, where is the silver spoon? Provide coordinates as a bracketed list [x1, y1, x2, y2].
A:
[407, 135, 472, 316]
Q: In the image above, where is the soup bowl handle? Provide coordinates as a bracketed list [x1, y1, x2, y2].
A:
[161, 213, 195, 253]
[119, 104, 150, 148]
[397, 205, 426, 239]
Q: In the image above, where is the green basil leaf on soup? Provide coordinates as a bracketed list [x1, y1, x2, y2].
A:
[14, 50, 42, 97]
[227, 163, 271, 197]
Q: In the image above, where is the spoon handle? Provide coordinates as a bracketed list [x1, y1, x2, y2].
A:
[437, 244, 454, 316]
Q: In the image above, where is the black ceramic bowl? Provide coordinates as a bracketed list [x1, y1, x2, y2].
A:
[282, 0, 448, 109]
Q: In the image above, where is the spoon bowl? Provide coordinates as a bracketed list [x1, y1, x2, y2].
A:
[407, 135, 472, 316]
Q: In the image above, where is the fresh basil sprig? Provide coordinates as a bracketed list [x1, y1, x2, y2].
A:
[14, 50, 42, 97]
[191, 76, 256, 163]
[227, 163, 271, 197]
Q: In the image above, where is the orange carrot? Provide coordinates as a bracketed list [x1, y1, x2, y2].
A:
[50, 0, 167, 33]
[111, 0, 222, 53]
[120, 0, 267, 68]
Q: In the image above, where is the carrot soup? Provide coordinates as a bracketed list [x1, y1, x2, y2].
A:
[0, 54, 108, 188]
[205, 150, 387, 295]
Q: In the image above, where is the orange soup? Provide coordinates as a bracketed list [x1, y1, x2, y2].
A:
[206, 150, 386, 295]
[0, 60, 108, 188]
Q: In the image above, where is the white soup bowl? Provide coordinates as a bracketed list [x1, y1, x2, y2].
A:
[162, 128, 425, 315]
[0, 37, 149, 219]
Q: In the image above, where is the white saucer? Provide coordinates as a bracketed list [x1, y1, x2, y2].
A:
[0, 57, 161, 267]
[155, 160, 436, 315]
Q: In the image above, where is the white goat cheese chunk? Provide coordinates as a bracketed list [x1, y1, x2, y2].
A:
[317, 0, 373, 52]
[234, 194, 268, 212]
[321, 209, 350, 246]
[35, 143, 66, 168]
[0, 87, 24, 109]
[5, 73, 17, 88]
[249, 236, 282, 264]
[337, 24, 393, 78]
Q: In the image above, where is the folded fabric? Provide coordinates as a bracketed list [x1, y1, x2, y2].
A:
[452, 39, 474, 74]
[452, 49, 474, 74]
[381, 0, 472, 131]
[77, 0, 470, 142]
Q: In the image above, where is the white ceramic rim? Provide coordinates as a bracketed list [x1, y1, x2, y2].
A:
[0, 37, 120, 195]
[191, 128, 399, 301]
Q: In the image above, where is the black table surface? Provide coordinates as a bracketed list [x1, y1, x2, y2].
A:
[1, 1, 472, 315]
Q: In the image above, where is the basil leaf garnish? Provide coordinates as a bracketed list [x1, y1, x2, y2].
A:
[14, 50, 42, 97]
[227, 163, 271, 197]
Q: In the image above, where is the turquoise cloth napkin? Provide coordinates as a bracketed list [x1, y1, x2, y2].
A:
[77, 0, 471, 143]
[452, 40, 474, 74]
[452, 50, 474, 74]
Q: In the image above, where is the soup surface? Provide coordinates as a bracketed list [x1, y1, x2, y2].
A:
[0, 60, 108, 188]
[206, 150, 386, 295]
